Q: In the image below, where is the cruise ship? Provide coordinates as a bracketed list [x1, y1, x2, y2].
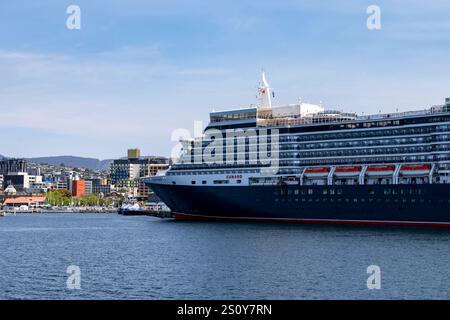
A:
[144, 73, 450, 227]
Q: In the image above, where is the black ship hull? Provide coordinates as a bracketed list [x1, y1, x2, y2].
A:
[148, 183, 450, 227]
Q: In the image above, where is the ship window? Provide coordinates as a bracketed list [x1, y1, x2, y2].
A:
[236, 180, 242, 184]
[213, 180, 229, 184]
[202, 181, 207, 184]
[191, 181, 196, 185]
[308, 189, 313, 195]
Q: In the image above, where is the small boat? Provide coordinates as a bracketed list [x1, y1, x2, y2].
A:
[334, 166, 361, 177]
[304, 167, 329, 178]
[366, 165, 395, 176]
[282, 176, 300, 185]
[400, 164, 431, 176]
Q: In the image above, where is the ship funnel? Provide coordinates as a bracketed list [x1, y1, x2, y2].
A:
[257, 72, 272, 109]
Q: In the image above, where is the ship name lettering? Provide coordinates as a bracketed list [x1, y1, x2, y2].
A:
[226, 175, 243, 179]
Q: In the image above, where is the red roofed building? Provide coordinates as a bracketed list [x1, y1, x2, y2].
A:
[2, 196, 46, 208]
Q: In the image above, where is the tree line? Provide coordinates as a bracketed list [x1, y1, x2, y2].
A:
[46, 190, 113, 206]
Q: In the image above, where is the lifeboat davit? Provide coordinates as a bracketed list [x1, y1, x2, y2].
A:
[366, 165, 395, 176]
[304, 167, 329, 178]
[334, 166, 361, 177]
[400, 164, 431, 176]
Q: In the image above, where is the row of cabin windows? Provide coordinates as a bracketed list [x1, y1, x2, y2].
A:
[176, 152, 443, 170]
[190, 180, 241, 185]
[199, 135, 436, 151]
[276, 188, 427, 196]
[280, 146, 432, 159]
[280, 136, 434, 151]
[199, 123, 449, 147]
[273, 198, 444, 203]
[168, 169, 258, 175]
[277, 125, 439, 143]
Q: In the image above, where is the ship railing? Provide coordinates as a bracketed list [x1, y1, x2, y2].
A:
[356, 109, 435, 121]
[256, 107, 443, 127]
[256, 116, 356, 127]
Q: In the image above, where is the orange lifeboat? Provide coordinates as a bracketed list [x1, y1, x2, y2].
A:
[400, 164, 431, 176]
[304, 167, 329, 178]
[334, 166, 361, 177]
[366, 165, 395, 176]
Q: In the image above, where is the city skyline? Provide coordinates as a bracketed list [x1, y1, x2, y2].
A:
[1, 0, 450, 159]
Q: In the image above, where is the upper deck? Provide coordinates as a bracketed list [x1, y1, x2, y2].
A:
[207, 99, 450, 131]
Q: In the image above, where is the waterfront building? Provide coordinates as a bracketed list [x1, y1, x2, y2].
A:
[72, 180, 85, 197]
[0, 159, 27, 175]
[27, 167, 41, 176]
[28, 175, 43, 184]
[92, 184, 111, 196]
[88, 178, 111, 196]
[28, 182, 52, 194]
[84, 180, 93, 195]
[2, 172, 30, 191]
[128, 148, 141, 159]
[2, 196, 46, 209]
[138, 163, 170, 200]
[110, 149, 168, 191]
[3, 185, 17, 196]
[53, 181, 69, 190]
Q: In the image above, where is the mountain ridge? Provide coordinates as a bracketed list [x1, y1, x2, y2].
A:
[27, 156, 113, 171]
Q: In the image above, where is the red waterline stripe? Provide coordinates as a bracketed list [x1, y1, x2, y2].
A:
[173, 212, 450, 228]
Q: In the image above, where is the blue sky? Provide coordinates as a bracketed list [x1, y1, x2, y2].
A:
[1, 0, 450, 159]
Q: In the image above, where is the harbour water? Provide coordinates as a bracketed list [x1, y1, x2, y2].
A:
[1, 213, 450, 299]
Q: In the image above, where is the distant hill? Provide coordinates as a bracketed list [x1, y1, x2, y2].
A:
[28, 156, 113, 171]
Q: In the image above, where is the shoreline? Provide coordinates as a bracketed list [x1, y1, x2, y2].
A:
[0, 208, 118, 214]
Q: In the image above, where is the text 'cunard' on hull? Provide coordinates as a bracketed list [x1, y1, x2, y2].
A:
[143, 74, 450, 227]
